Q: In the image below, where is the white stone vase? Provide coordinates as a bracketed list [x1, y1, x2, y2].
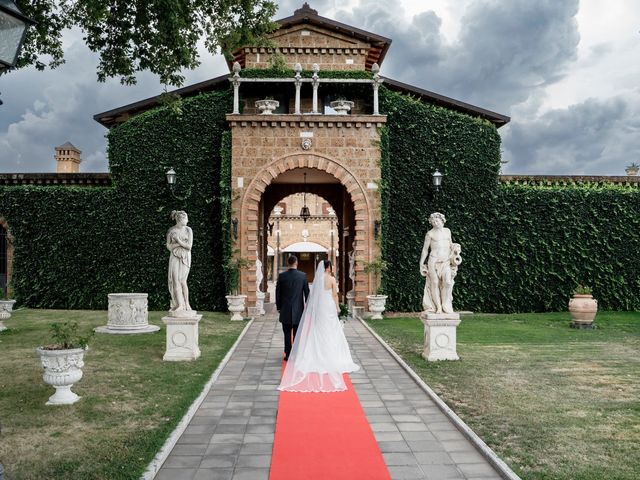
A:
[568, 294, 598, 328]
[36, 347, 85, 405]
[329, 99, 354, 114]
[0, 299, 16, 331]
[95, 293, 159, 334]
[255, 99, 279, 114]
[625, 166, 639, 176]
[367, 294, 388, 320]
[226, 294, 247, 321]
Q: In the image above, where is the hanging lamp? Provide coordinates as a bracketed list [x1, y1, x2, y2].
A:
[299, 172, 311, 222]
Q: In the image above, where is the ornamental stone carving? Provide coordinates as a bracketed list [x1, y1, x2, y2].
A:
[95, 293, 159, 334]
[301, 138, 312, 150]
[0, 299, 16, 331]
[162, 314, 202, 361]
[420, 313, 461, 361]
[36, 347, 86, 405]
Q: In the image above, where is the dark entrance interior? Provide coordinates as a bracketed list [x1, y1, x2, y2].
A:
[258, 168, 356, 302]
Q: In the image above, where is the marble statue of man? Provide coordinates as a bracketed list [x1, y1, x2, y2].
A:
[256, 256, 264, 294]
[419, 212, 462, 314]
[166, 210, 193, 315]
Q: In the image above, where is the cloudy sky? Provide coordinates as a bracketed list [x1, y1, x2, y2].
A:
[1, 0, 638, 175]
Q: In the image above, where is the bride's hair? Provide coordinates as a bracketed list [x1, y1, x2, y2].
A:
[323, 260, 332, 270]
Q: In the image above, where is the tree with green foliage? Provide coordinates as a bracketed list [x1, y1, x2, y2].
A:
[13, 0, 278, 86]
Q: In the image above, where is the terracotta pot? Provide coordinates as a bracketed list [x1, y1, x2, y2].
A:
[568, 294, 598, 327]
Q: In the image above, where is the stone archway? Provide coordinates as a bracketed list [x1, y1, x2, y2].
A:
[0, 218, 14, 297]
[238, 153, 375, 307]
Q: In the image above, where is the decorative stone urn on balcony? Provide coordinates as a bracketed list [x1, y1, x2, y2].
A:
[255, 99, 280, 114]
[329, 99, 354, 114]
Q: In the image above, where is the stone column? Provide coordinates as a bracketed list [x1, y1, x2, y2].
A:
[311, 63, 320, 114]
[294, 63, 302, 115]
[372, 63, 383, 115]
[231, 62, 241, 115]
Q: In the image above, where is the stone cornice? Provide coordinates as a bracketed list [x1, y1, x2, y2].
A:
[0, 173, 112, 187]
[500, 174, 640, 187]
[226, 114, 386, 128]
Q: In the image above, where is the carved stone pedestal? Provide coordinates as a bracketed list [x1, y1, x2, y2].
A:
[162, 313, 202, 361]
[96, 293, 160, 334]
[346, 290, 356, 315]
[420, 313, 461, 361]
[256, 291, 266, 316]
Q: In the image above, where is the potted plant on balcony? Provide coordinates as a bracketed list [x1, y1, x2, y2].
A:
[36, 321, 93, 405]
[225, 254, 250, 321]
[568, 284, 598, 329]
[363, 256, 388, 320]
[0, 284, 16, 332]
[625, 162, 639, 176]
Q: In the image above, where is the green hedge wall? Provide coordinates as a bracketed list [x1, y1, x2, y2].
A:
[379, 86, 640, 312]
[0, 90, 232, 310]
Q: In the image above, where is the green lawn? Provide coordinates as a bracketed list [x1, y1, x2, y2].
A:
[368, 312, 640, 480]
[0, 309, 245, 480]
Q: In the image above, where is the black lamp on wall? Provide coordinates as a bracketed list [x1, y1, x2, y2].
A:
[299, 172, 311, 222]
[232, 217, 239, 240]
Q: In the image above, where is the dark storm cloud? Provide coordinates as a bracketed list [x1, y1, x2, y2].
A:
[340, 0, 580, 114]
[502, 96, 640, 175]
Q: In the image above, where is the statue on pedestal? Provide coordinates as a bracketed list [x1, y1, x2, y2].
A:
[419, 212, 462, 314]
[166, 210, 194, 316]
[256, 256, 264, 294]
[348, 240, 357, 292]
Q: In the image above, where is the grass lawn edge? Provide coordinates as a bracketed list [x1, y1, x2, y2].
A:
[359, 317, 522, 480]
[141, 318, 255, 479]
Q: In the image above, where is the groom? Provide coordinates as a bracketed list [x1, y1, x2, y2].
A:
[276, 255, 310, 361]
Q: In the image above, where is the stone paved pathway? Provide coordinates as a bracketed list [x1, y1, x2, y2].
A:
[155, 315, 506, 480]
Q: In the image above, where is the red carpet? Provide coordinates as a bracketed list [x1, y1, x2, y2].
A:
[270, 370, 391, 480]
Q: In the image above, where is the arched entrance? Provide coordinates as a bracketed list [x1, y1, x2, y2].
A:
[238, 153, 373, 307]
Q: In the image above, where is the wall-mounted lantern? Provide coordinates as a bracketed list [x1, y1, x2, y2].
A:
[374, 220, 381, 239]
[165, 168, 177, 190]
[432, 170, 443, 192]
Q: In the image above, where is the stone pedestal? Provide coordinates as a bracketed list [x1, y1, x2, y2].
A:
[352, 306, 365, 321]
[346, 290, 356, 315]
[96, 293, 160, 334]
[162, 313, 202, 361]
[256, 291, 266, 316]
[420, 313, 461, 361]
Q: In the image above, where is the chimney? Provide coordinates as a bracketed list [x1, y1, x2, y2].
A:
[55, 142, 81, 173]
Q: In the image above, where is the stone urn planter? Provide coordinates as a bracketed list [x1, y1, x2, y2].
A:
[255, 99, 279, 114]
[367, 294, 388, 320]
[329, 99, 354, 114]
[95, 293, 159, 334]
[0, 299, 16, 331]
[36, 347, 86, 405]
[226, 294, 247, 321]
[569, 294, 598, 329]
[625, 164, 639, 176]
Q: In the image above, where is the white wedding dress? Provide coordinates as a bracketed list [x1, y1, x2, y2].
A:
[278, 261, 360, 392]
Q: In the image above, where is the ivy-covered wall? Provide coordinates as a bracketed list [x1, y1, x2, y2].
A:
[379, 86, 640, 312]
[0, 90, 232, 310]
[1, 77, 638, 313]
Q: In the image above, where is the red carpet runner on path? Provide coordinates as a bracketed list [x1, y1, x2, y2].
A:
[270, 371, 391, 480]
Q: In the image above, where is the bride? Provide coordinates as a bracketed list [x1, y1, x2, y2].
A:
[278, 260, 360, 393]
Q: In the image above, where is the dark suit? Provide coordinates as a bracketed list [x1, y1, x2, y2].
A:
[276, 268, 310, 357]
